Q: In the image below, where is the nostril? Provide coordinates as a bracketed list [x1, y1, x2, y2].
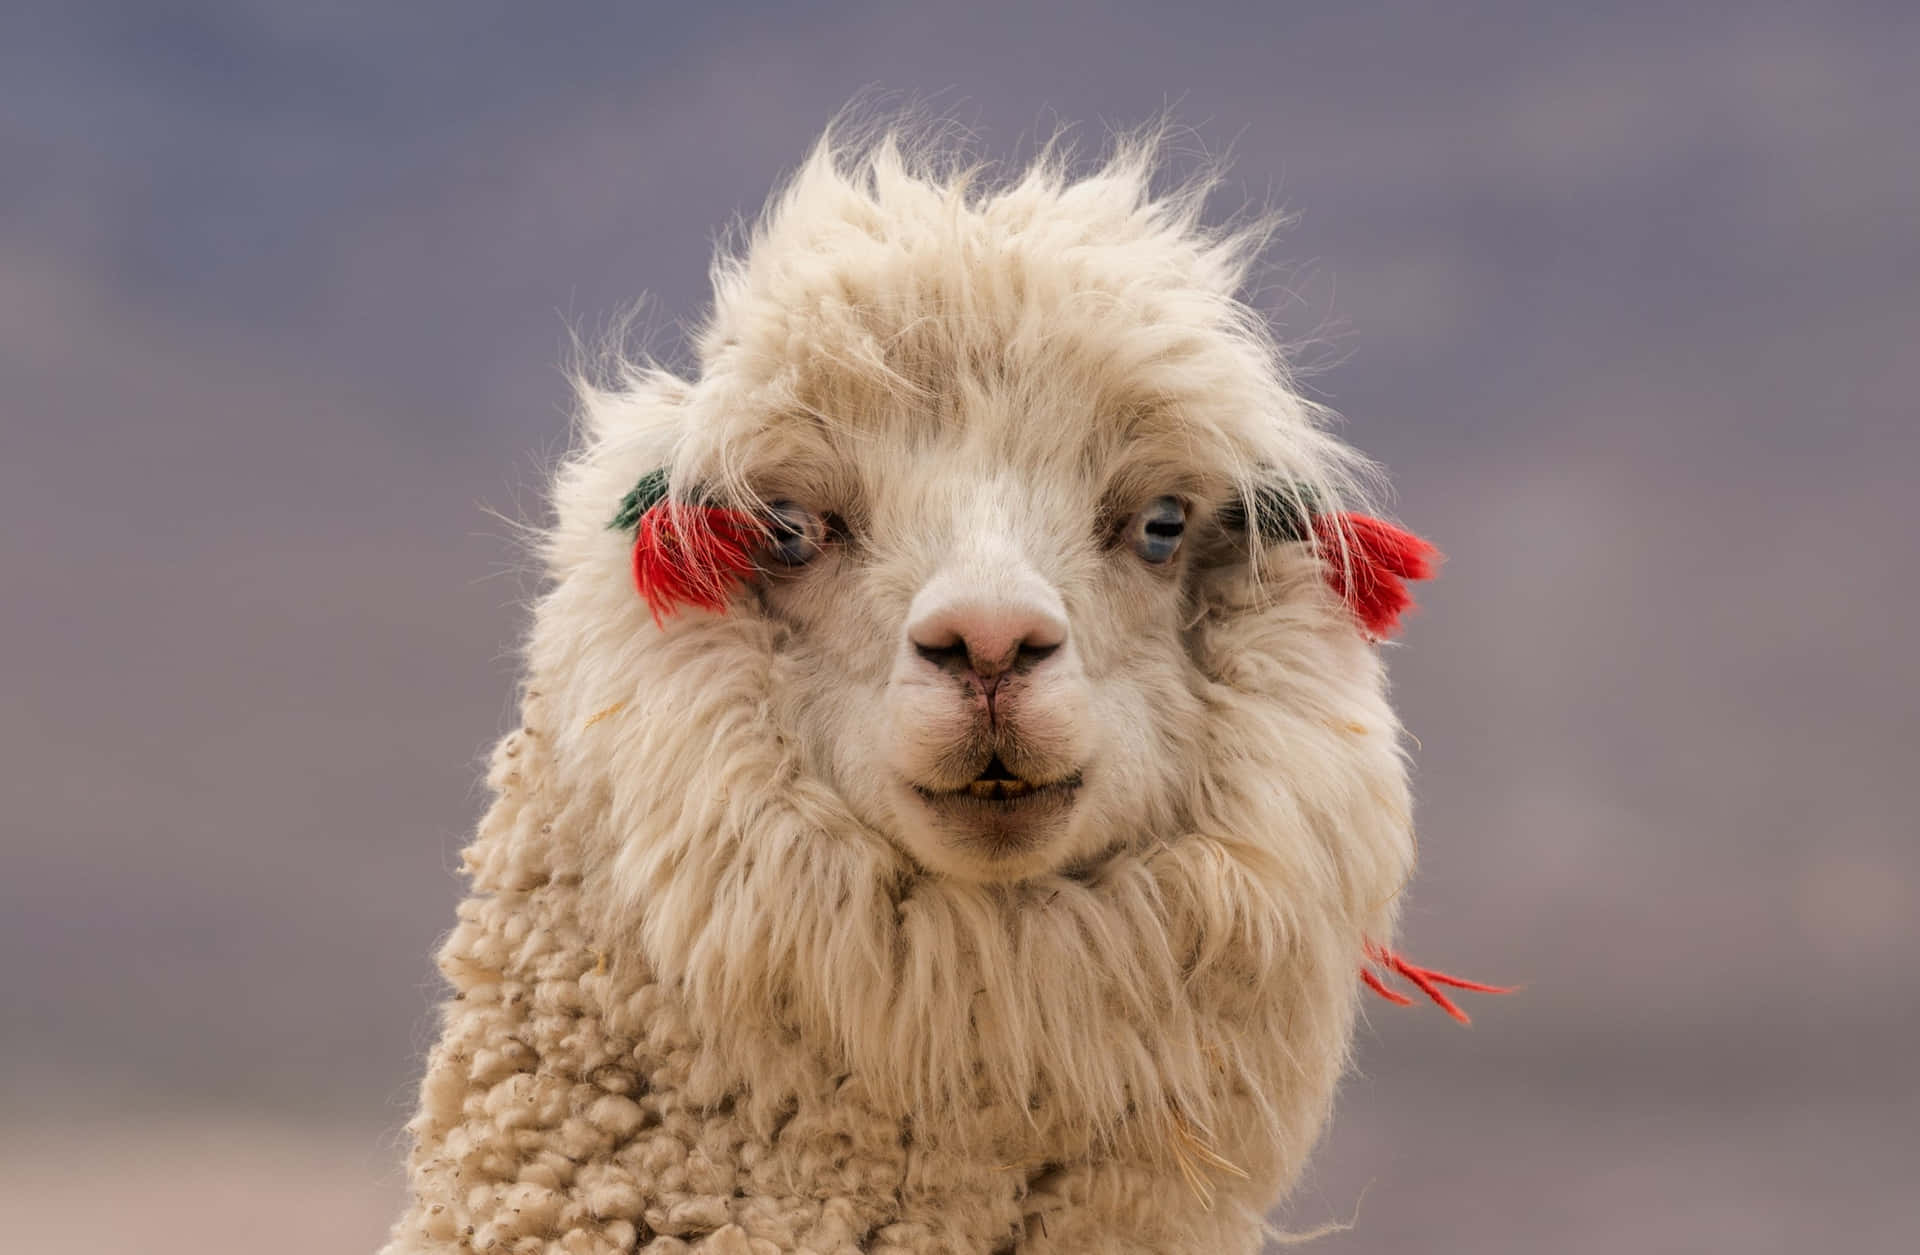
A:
[914, 639, 971, 672]
[1014, 640, 1060, 670]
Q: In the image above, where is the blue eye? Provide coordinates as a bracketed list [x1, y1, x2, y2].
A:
[764, 501, 827, 566]
[1130, 496, 1187, 564]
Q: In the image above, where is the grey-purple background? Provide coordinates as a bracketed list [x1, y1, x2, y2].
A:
[4, 3, 1915, 1251]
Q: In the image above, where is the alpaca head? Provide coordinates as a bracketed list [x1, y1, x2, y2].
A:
[552, 133, 1394, 889]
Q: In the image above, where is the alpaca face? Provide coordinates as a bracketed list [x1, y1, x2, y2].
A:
[739, 416, 1214, 883]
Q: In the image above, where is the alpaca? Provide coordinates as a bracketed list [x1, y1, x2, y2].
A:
[384, 123, 1496, 1255]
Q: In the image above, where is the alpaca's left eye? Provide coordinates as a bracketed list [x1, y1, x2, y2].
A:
[764, 501, 828, 566]
[1129, 496, 1187, 564]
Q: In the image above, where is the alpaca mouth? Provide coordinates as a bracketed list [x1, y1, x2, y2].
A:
[913, 755, 1085, 805]
[902, 755, 1087, 869]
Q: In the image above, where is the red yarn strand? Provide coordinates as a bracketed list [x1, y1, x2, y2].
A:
[1359, 967, 1414, 1006]
[1313, 513, 1441, 639]
[1361, 940, 1513, 1025]
[630, 503, 765, 624]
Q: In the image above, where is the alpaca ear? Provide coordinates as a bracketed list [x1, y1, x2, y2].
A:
[1192, 479, 1317, 616]
[1217, 477, 1440, 639]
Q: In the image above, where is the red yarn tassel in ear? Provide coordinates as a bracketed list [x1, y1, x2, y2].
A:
[1312, 513, 1441, 639]
[1361, 939, 1513, 1025]
[630, 503, 764, 624]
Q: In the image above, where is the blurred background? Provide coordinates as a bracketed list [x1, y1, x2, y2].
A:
[4, 2, 1916, 1251]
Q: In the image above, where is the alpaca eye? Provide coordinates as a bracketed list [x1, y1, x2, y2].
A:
[764, 501, 827, 566]
[1129, 496, 1187, 564]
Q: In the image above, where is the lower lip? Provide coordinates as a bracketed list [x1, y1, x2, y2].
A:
[917, 783, 1078, 807]
[910, 778, 1082, 849]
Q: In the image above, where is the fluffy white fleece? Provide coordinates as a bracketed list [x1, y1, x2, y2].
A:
[386, 124, 1418, 1255]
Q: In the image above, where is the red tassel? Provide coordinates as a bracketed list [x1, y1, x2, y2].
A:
[1313, 513, 1441, 639]
[1361, 939, 1513, 1025]
[630, 503, 764, 624]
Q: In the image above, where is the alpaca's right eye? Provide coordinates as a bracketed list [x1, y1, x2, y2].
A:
[764, 501, 828, 566]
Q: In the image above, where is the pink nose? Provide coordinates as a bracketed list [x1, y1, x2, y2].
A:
[907, 597, 1067, 685]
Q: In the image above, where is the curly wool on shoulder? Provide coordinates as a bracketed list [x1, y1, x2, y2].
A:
[385, 117, 1506, 1255]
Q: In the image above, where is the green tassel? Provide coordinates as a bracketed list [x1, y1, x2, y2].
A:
[1218, 480, 1317, 543]
[609, 468, 670, 534]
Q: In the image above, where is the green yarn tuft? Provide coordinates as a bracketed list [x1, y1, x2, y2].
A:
[1218, 480, 1318, 543]
[609, 468, 670, 533]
